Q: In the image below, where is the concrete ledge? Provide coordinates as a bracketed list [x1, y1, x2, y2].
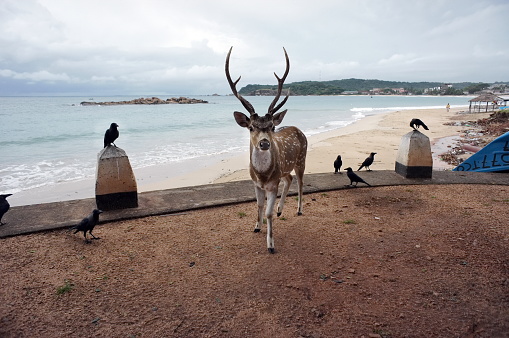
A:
[1, 170, 507, 238]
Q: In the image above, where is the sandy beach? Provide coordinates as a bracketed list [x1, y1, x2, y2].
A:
[8, 105, 477, 207]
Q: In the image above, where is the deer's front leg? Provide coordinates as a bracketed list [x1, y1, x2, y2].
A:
[254, 186, 265, 233]
[265, 189, 278, 254]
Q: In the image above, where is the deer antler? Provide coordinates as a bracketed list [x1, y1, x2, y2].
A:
[225, 47, 255, 115]
[267, 47, 290, 115]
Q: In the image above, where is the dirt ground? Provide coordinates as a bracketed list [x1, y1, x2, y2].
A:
[1, 184, 508, 337]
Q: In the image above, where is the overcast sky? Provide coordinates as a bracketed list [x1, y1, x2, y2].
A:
[1, 0, 508, 96]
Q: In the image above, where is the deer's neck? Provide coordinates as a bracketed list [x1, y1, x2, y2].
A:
[251, 147, 277, 176]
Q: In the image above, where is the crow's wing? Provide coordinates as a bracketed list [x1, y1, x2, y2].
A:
[77, 217, 90, 231]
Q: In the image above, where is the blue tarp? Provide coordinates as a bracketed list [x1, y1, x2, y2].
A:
[453, 131, 509, 172]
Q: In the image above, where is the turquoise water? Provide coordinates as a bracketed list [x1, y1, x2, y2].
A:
[0, 95, 469, 194]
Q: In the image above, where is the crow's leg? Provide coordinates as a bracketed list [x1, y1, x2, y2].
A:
[83, 232, 91, 243]
[89, 231, 101, 240]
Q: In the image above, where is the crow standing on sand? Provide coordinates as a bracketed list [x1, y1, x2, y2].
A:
[334, 155, 342, 174]
[345, 167, 371, 187]
[104, 123, 119, 148]
[70, 209, 103, 242]
[358, 152, 376, 171]
[410, 118, 429, 130]
[0, 194, 12, 226]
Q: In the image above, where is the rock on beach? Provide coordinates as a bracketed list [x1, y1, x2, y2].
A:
[80, 96, 208, 106]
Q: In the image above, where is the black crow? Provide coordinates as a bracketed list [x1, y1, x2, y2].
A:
[334, 155, 342, 174]
[0, 194, 12, 226]
[358, 152, 376, 171]
[71, 209, 103, 242]
[345, 167, 371, 187]
[410, 118, 429, 130]
[104, 123, 119, 148]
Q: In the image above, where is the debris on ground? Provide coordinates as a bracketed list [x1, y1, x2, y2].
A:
[440, 110, 509, 165]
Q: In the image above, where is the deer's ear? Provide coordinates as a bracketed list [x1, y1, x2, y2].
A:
[234, 111, 250, 128]
[272, 110, 287, 126]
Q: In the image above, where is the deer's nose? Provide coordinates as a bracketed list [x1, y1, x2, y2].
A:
[259, 139, 270, 150]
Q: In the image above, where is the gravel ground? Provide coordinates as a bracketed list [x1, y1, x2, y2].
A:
[1, 184, 508, 337]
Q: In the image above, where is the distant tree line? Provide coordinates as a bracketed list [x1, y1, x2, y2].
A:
[238, 78, 506, 96]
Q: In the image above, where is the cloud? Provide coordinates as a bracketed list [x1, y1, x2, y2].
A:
[0, 0, 508, 95]
[378, 54, 421, 65]
[0, 69, 71, 82]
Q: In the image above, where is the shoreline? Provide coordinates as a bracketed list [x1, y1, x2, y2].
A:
[8, 106, 476, 207]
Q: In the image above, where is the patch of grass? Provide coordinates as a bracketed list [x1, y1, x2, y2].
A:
[373, 328, 392, 338]
[343, 219, 356, 224]
[321, 193, 328, 197]
[56, 280, 74, 295]
[237, 212, 247, 218]
[279, 217, 287, 221]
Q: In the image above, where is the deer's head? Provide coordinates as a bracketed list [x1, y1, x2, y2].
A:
[226, 47, 290, 152]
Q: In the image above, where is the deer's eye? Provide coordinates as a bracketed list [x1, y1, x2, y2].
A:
[248, 126, 254, 132]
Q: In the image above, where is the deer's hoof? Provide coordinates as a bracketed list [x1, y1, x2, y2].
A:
[268, 248, 275, 254]
[297, 212, 303, 216]
[254, 228, 261, 233]
[277, 212, 282, 217]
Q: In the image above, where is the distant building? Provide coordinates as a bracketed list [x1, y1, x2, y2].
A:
[392, 88, 407, 94]
[441, 83, 453, 91]
[369, 87, 407, 95]
[252, 88, 290, 96]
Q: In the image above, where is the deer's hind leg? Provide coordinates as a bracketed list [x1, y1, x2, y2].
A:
[294, 166, 305, 216]
[277, 174, 293, 217]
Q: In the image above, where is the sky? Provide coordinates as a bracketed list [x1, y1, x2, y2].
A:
[1, 0, 508, 96]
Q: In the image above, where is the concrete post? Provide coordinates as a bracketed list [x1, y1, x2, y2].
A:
[96, 146, 138, 210]
[395, 130, 433, 178]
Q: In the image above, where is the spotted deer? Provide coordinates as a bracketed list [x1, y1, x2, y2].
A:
[225, 47, 307, 254]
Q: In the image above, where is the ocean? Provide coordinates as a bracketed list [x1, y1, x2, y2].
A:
[0, 95, 469, 200]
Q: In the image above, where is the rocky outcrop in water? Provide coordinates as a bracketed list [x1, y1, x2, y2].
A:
[80, 97, 208, 106]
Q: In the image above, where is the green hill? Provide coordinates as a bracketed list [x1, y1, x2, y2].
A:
[238, 78, 501, 96]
